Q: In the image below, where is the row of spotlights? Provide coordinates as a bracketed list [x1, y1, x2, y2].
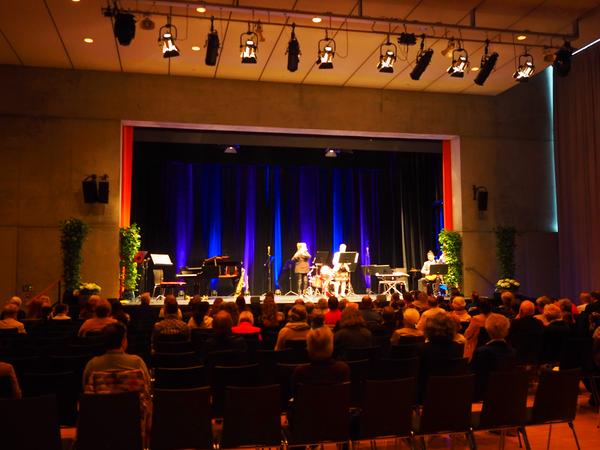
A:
[112, 15, 574, 81]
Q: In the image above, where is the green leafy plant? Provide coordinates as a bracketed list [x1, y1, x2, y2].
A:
[494, 225, 517, 280]
[120, 223, 141, 291]
[438, 229, 463, 289]
[60, 218, 91, 292]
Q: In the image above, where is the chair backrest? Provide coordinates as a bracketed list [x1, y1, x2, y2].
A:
[256, 348, 293, 385]
[22, 371, 79, 426]
[559, 338, 595, 373]
[154, 365, 205, 390]
[152, 351, 200, 369]
[153, 269, 164, 285]
[345, 345, 382, 362]
[150, 387, 213, 450]
[512, 331, 543, 366]
[78, 391, 144, 450]
[476, 327, 491, 348]
[541, 329, 570, 365]
[285, 339, 310, 364]
[0, 375, 14, 398]
[345, 359, 370, 408]
[478, 369, 529, 429]
[375, 357, 419, 381]
[472, 353, 517, 402]
[389, 344, 418, 360]
[276, 362, 310, 412]
[396, 335, 426, 345]
[153, 340, 194, 353]
[530, 367, 582, 424]
[357, 378, 415, 441]
[221, 384, 282, 448]
[212, 363, 260, 417]
[0, 394, 63, 450]
[418, 375, 475, 435]
[287, 382, 351, 446]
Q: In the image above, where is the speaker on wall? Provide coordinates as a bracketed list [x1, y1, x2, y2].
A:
[478, 191, 488, 211]
[98, 181, 109, 204]
[82, 179, 98, 203]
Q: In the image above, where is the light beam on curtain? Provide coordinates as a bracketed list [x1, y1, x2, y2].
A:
[243, 166, 257, 292]
[274, 167, 282, 289]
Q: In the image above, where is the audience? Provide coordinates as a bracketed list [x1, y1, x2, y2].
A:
[464, 296, 493, 361]
[469, 313, 516, 372]
[235, 295, 248, 314]
[310, 310, 325, 329]
[333, 307, 373, 361]
[151, 295, 190, 343]
[360, 296, 382, 325]
[448, 296, 470, 323]
[52, 303, 71, 321]
[0, 349, 21, 398]
[261, 296, 281, 328]
[208, 297, 224, 318]
[82, 322, 151, 390]
[417, 296, 444, 332]
[26, 296, 52, 321]
[275, 305, 310, 350]
[183, 296, 202, 322]
[507, 300, 545, 341]
[390, 308, 422, 345]
[578, 292, 591, 313]
[0, 304, 26, 333]
[188, 301, 213, 329]
[202, 311, 248, 357]
[232, 311, 262, 338]
[219, 301, 240, 327]
[78, 300, 117, 336]
[324, 296, 342, 326]
[316, 298, 329, 315]
[534, 296, 552, 325]
[0, 297, 26, 320]
[544, 304, 569, 331]
[110, 300, 130, 325]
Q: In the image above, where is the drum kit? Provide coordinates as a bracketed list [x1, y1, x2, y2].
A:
[305, 264, 334, 300]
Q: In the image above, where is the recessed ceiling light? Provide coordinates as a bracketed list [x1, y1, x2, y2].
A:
[517, 35, 527, 41]
[72, 0, 81, 2]
[191, 46, 201, 51]
[84, 38, 93, 43]
[312, 17, 322, 23]
[196, 7, 207, 13]
[471, 66, 480, 71]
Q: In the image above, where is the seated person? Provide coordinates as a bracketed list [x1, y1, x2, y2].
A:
[152, 295, 190, 344]
[78, 300, 117, 337]
[202, 311, 248, 358]
[0, 297, 26, 320]
[447, 296, 471, 322]
[333, 307, 373, 361]
[544, 303, 569, 331]
[0, 304, 26, 333]
[360, 296, 382, 325]
[275, 305, 310, 350]
[232, 311, 262, 338]
[0, 342, 21, 398]
[82, 322, 151, 390]
[468, 313, 516, 373]
[79, 299, 97, 321]
[288, 326, 350, 428]
[52, 303, 72, 321]
[324, 296, 342, 326]
[188, 301, 213, 329]
[369, 306, 397, 335]
[390, 308, 423, 345]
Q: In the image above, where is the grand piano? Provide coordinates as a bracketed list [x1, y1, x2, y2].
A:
[177, 256, 243, 296]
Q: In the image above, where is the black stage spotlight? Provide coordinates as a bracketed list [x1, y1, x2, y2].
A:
[114, 13, 136, 46]
[159, 22, 180, 58]
[553, 41, 574, 78]
[513, 50, 535, 82]
[398, 32, 417, 46]
[316, 30, 335, 69]
[410, 35, 433, 80]
[447, 47, 469, 77]
[240, 23, 259, 64]
[286, 23, 301, 72]
[377, 40, 397, 73]
[474, 41, 498, 86]
[205, 17, 219, 66]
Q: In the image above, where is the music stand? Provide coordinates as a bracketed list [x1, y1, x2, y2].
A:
[134, 251, 149, 297]
[314, 251, 329, 266]
[429, 264, 448, 275]
[338, 252, 359, 272]
[283, 259, 297, 296]
[373, 265, 392, 275]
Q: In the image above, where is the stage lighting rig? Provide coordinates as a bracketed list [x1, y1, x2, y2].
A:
[377, 41, 397, 73]
[553, 41, 574, 77]
[474, 40, 498, 86]
[205, 17, 220, 66]
[513, 50, 535, 82]
[317, 30, 335, 69]
[447, 46, 469, 78]
[240, 23, 259, 64]
[410, 35, 433, 80]
[286, 23, 301, 72]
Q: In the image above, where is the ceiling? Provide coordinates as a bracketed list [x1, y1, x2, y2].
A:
[1, 0, 599, 96]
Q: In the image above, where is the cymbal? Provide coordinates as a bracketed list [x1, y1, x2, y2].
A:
[409, 268, 419, 272]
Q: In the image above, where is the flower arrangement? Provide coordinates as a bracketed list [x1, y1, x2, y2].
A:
[75, 282, 102, 297]
[495, 279, 520, 293]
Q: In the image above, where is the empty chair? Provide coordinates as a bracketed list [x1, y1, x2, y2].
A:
[345, 359, 370, 408]
[285, 339, 310, 364]
[0, 394, 63, 450]
[78, 390, 144, 450]
[150, 387, 214, 450]
[471, 370, 529, 449]
[154, 365, 205, 390]
[520, 367, 583, 450]
[345, 345, 382, 362]
[0, 355, 41, 380]
[512, 332, 543, 366]
[68, 343, 105, 357]
[256, 348, 292, 385]
[276, 362, 309, 412]
[353, 378, 416, 445]
[212, 363, 260, 418]
[541, 329, 570, 366]
[50, 354, 94, 391]
[218, 384, 282, 449]
[413, 375, 476, 450]
[373, 357, 419, 381]
[470, 353, 517, 402]
[418, 357, 469, 404]
[22, 371, 79, 426]
[204, 349, 249, 386]
[282, 382, 351, 448]
[559, 338, 599, 406]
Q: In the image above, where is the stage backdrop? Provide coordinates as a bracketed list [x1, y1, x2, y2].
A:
[131, 141, 443, 295]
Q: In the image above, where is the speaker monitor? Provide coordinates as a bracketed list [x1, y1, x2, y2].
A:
[478, 191, 488, 211]
[82, 180, 98, 203]
[98, 181, 109, 204]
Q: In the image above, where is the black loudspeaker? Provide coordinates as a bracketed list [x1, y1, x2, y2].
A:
[250, 296, 261, 305]
[478, 191, 488, 211]
[82, 180, 98, 203]
[98, 181, 109, 204]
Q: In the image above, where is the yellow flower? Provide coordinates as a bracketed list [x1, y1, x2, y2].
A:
[514, 282, 520, 286]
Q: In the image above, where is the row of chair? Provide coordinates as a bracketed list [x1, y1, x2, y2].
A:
[0, 367, 583, 450]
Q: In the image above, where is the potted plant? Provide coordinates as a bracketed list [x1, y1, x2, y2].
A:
[494, 225, 519, 292]
[60, 218, 91, 304]
[438, 229, 463, 291]
[119, 223, 141, 300]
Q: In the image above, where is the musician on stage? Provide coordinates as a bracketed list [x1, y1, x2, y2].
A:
[332, 243, 350, 297]
[292, 242, 311, 295]
[418, 250, 437, 292]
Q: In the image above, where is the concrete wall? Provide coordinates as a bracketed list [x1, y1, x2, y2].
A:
[0, 63, 557, 304]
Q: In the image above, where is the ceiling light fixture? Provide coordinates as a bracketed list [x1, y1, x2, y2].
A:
[513, 49, 535, 82]
[325, 148, 339, 158]
[517, 35, 527, 41]
[447, 45, 469, 77]
[441, 38, 455, 57]
[471, 66, 480, 71]
[191, 46, 201, 51]
[224, 145, 239, 154]
[543, 47, 557, 63]
[377, 40, 397, 73]
[312, 17, 322, 23]
[113, 13, 136, 46]
[410, 34, 433, 80]
[196, 6, 207, 13]
[139, 15, 155, 31]
[317, 30, 335, 69]
[240, 23, 258, 63]
[205, 17, 220, 66]
[84, 38, 94, 43]
[286, 23, 301, 72]
[474, 40, 498, 86]
[553, 41, 574, 77]
[158, 20, 179, 58]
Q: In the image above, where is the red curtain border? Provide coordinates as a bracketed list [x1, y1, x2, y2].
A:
[121, 125, 134, 228]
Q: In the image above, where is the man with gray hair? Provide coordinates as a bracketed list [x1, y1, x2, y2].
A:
[0, 297, 26, 320]
[0, 304, 26, 333]
[507, 299, 544, 341]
